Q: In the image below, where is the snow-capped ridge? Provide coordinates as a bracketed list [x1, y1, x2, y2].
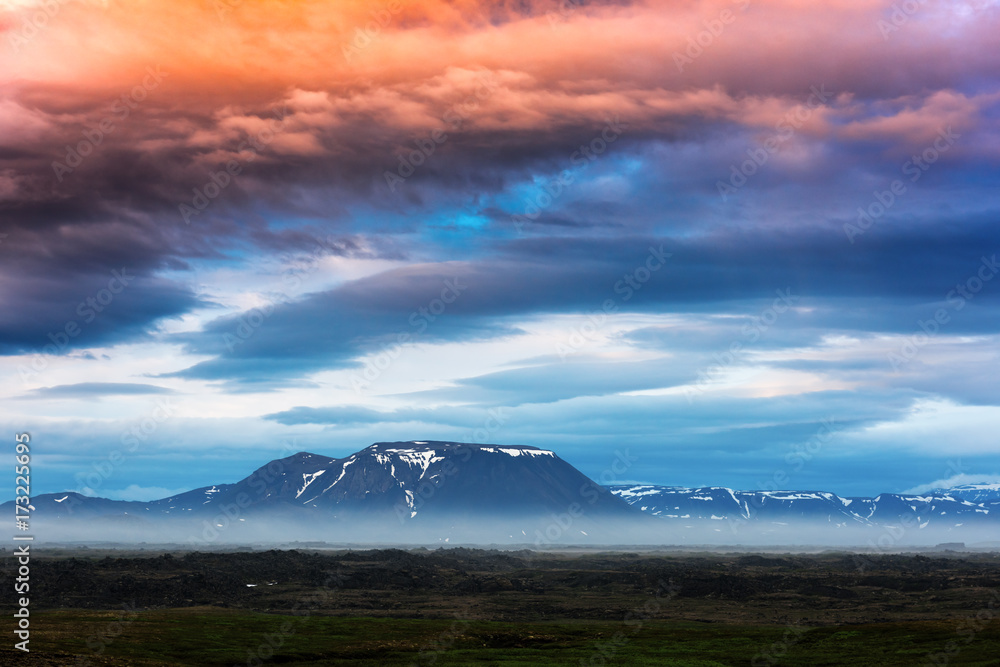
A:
[608, 483, 1000, 532]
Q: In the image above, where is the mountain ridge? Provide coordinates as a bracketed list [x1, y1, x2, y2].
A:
[8, 441, 998, 546]
[10, 441, 649, 545]
[608, 483, 1000, 536]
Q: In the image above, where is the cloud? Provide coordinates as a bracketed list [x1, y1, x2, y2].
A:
[0, 0, 996, 374]
[265, 404, 510, 428]
[24, 382, 177, 399]
[903, 473, 1000, 495]
[265, 405, 408, 426]
[158, 226, 1000, 386]
[847, 399, 1000, 456]
[2, 0, 999, 503]
[0, 268, 204, 355]
[408, 356, 698, 405]
[1, 0, 997, 237]
[95, 484, 193, 502]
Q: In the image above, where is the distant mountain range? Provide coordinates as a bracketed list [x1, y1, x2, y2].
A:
[608, 484, 1000, 537]
[7, 441, 999, 546]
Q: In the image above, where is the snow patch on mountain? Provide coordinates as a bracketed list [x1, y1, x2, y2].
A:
[296, 470, 326, 499]
[384, 449, 446, 477]
[323, 457, 356, 493]
[613, 486, 662, 498]
[479, 447, 555, 457]
[608, 483, 1000, 531]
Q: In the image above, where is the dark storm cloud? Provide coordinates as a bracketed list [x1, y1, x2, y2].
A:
[0, 269, 203, 355]
[158, 216, 1000, 385]
[0, 57, 995, 375]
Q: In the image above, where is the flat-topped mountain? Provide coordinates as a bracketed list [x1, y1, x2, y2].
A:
[12, 441, 648, 545]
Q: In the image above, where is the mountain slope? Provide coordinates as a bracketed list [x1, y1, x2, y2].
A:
[608, 484, 1000, 538]
[11, 441, 649, 544]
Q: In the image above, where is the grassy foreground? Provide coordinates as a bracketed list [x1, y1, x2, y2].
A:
[3, 608, 1000, 666]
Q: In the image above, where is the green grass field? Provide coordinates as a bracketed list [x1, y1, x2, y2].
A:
[6, 608, 1000, 666]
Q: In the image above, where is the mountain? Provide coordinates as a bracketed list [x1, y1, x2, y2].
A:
[10, 442, 999, 547]
[929, 483, 1000, 505]
[608, 484, 1000, 543]
[12, 441, 652, 545]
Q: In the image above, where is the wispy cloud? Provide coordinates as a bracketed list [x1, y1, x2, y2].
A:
[903, 474, 1000, 495]
[25, 382, 177, 399]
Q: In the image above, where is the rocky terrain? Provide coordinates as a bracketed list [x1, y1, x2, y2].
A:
[4, 547, 999, 625]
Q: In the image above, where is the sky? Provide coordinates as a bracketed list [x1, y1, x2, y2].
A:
[2, 0, 999, 502]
